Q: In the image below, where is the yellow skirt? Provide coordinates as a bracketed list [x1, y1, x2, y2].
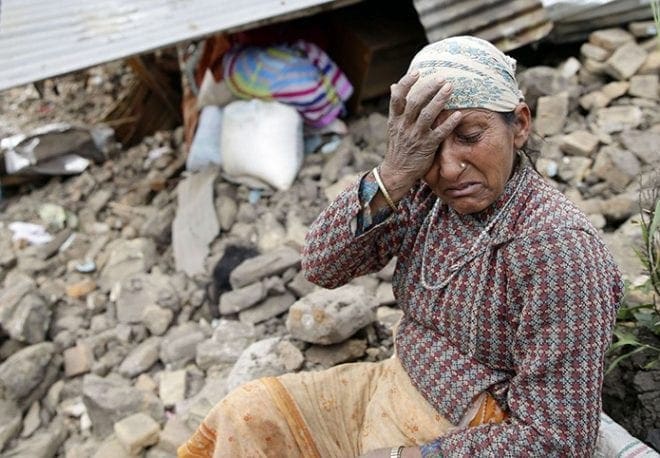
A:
[178, 357, 506, 458]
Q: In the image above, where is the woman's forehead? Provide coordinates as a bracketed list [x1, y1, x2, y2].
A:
[437, 108, 497, 125]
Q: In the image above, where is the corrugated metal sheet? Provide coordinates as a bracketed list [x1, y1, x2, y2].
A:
[412, 0, 553, 51]
[0, 0, 360, 91]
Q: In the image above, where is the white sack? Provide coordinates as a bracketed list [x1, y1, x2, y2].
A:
[220, 99, 303, 191]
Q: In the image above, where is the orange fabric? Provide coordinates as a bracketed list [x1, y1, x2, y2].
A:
[469, 393, 510, 427]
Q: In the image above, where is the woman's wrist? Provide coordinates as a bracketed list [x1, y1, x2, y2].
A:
[377, 163, 416, 203]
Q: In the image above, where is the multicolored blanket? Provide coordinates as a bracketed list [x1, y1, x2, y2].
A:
[222, 40, 353, 128]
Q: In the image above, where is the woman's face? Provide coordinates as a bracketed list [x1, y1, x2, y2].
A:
[423, 103, 531, 214]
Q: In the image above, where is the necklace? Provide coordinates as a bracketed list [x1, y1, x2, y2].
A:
[420, 170, 526, 290]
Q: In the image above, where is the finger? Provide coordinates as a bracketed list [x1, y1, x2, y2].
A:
[389, 71, 420, 117]
[431, 110, 463, 142]
[403, 78, 447, 126]
[416, 82, 453, 131]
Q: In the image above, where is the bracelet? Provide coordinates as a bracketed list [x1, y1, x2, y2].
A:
[390, 446, 404, 458]
[372, 166, 398, 212]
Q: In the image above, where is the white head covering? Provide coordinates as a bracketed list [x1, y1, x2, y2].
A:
[408, 36, 524, 112]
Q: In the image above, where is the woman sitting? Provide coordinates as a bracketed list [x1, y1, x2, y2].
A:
[179, 36, 623, 457]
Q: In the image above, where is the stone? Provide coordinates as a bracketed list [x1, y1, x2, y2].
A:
[605, 42, 648, 80]
[172, 169, 220, 276]
[0, 273, 50, 344]
[135, 373, 158, 393]
[98, 238, 157, 291]
[116, 271, 180, 324]
[157, 416, 193, 454]
[238, 292, 296, 324]
[580, 42, 611, 62]
[629, 20, 657, 38]
[559, 56, 581, 79]
[619, 130, 660, 165]
[286, 284, 377, 345]
[324, 174, 360, 202]
[82, 373, 164, 438]
[589, 28, 635, 51]
[375, 282, 396, 306]
[286, 270, 316, 298]
[229, 246, 301, 289]
[140, 205, 175, 244]
[160, 323, 206, 366]
[114, 412, 160, 455]
[377, 306, 404, 332]
[65, 279, 96, 299]
[534, 93, 568, 137]
[215, 194, 238, 232]
[64, 342, 93, 377]
[629, 74, 658, 100]
[305, 339, 367, 368]
[93, 434, 138, 458]
[0, 342, 55, 401]
[517, 66, 573, 112]
[557, 156, 592, 185]
[159, 369, 187, 407]
[118, 337, 161, 378]
[560, 130, 599, 157]
[602, 193, 638, 222]
[376, 257, 397, 282]
[226, 337, 304, 391]
[0, 400, 21, 451]
[195, 319, 257, 370]
[639, 50, 660, 75]
[321, 136, 354, 183]
[601, 81, 630, 100]
[2, 420, 67, 458]
[21, 401, 41, 438]
[591, 146, 641, 192]
[218, 281, 267, 315]
[142, 305, 173, 336]
[596, 106, 643, 133]
[256, 212, 287, 253]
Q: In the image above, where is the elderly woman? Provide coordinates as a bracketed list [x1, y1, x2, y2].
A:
[179, 36, 622, 457]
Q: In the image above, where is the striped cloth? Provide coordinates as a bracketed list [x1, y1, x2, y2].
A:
[222, 40, 353, 127]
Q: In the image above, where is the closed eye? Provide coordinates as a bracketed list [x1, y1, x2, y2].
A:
[457, 133, 481, 144]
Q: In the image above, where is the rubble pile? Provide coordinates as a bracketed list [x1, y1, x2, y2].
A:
[0, 26, 658, 456]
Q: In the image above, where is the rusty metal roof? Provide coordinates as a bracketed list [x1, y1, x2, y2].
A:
[412, 0, 553, 51]
[0, 0, 360, 91]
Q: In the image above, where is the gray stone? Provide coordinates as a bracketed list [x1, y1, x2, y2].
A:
[0, 342, 55, 401]
[0, 273, 50, 344]
[114, 412, 160, 455]
[238, 292, 296, 324]
[305, 339, 367, 368]
[601, 81, 630, 100]
[93, 434, 138, 458]
[560, 130, 599, 157]
[195, 320, 257, 370]
[116, 271, 180, 324]
[0, 400, 21, 451]
[633, 370, 660, 393]
[602, 232, 645, 280]
[160, 323, 206, 366]
[2, 420, 67, 458]
[229, 246, 301, 289]
[376, 257, 397, 282]
[64, 342, 93, 377]
[82, 373, 164, 438]
[592, 146, 641, 192]
[216, 194, 238, 232]
[605, 42, 648, 80]
[142, 305, 174, 336]
[226, 337, 304, 391]
[286, 284, 377, 345]
[629, 74, 659, 100]
[375, 282, 396, 306]
[580, 42, 611, 62]
[159, 369, 187, 407]
[619, 130, 660, 165]
[219, 281, 267, 315]
[140, 205, 175, 244]
[119, 337, 162, 378]
[21, 401, 41, 438]
[517, 66, 573, 112]
[98, 238, 157, 291]
[639, 50, 660, 75]
[321, 136, 354, 183]
[602, 193, 638, 222]
[629, 21, 657, 38]
[596, 106, 644, 133]
[377, 306, 404, 332]
[157, 416, 193, 454]
[589, 28, 635, 51]
[535, 93, 569, 137]
[286, 270, 316, 298]
[256, 213, 287, 253]
[557, 156, 592, 185]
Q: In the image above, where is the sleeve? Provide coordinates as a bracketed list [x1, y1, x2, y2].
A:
[420, 229, 623, 457]
[302, 174, 416, 289]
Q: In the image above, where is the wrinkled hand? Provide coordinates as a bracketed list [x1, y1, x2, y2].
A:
[380, 71, 463, 200]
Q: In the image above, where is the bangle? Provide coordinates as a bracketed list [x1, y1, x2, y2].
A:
[390, 446, 404, 458]
[372, 167, 398, 212]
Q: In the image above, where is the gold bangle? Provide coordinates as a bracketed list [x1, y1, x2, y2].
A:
[390, 446, 404, 458]
[372, 166, 398, 212]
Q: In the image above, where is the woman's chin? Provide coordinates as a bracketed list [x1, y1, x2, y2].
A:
[444, 196, 491, 215]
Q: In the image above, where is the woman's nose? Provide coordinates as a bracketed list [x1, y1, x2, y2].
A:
[438, 144, 465, 181]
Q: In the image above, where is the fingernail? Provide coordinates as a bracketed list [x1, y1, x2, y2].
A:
[411, 70, 420, 77]
[452, 111, 462, 120]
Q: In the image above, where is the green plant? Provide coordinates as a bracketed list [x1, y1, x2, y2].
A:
[654, 0, 660, 49]
[606, 177, 660, 375]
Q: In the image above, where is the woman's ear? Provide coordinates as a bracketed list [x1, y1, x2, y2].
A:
[513, 103, 532, 150]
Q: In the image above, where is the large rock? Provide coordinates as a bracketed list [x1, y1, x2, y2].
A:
[82, 374, 164, 438]
[0, 273, 50, 344]
[305, 339, 367, 368]
[226, 337, 304, 391]
[2, 420, 67, 458]
[595, 106, 643, 133]
[535, 93, 569, 137]
[160, 323, 206, 366]
[159, 369, 187, 407]
[589, 28, 635, 51]
[238, 292, 296, 324]
[229, 246, 301, 289]
[619, 130, 660, 165]
[195, 319, 257, 370]
[116, 271, 180, 324]
[98, 238, 157, 291]
[114, 412, 160, 455]
[218, 281, 267, 315]
[118, 337, 162, 378]
[591, 146, 641, 192]
[605, 42, 648, 80]
[0, 400, 22, 451]
[0, 342, 56, 402]
[286, 284, 377, 345]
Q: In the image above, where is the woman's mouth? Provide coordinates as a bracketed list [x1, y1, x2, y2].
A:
[444, 182, 481, 197]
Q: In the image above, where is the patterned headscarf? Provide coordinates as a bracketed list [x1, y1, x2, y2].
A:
[408, 36, 524, 112]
